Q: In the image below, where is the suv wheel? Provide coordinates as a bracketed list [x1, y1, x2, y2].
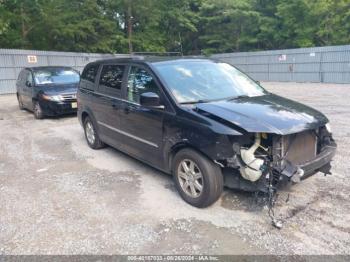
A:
[173, 148, 223, 208]
[17, 94, 24, 110]
[33, 101, 44, 119]
[84, 116, 105, 149]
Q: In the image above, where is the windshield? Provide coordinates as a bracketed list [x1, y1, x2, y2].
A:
[34, 68, 80, 85]
[154, 61, 266, 103]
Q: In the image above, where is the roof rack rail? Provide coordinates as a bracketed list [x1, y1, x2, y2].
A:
[131, 52, 183, 57]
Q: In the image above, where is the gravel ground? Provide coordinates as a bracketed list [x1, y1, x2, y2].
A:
[0, 82, 349, 255]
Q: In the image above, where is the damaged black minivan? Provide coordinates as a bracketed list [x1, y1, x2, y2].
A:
[78, 57, 336, 208]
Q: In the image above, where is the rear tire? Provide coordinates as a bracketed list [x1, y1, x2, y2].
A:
[84, 116, 105, 149]
[172, 148, 223, 208]
[33, 101, 44, 119]
[17, 94, 24, 110]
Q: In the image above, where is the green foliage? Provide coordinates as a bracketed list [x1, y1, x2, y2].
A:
[199, 0, 261, 54]
[40, 0, 123, 53]
[0, 0, 349, 54]
[0, 1, 10, 35]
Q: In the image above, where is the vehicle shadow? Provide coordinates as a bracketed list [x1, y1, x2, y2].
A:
[90, 141, 274, 213]
[46, 113, 78, 120]
[17, 107, 77, 120]
[97, 143, 269, 213]
[99, 142, 174, 179]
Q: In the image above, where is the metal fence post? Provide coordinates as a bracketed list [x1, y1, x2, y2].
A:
[319, 52, 324, 83]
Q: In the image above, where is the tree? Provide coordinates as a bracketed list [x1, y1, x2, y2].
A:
[252, 0, 280, 50]
[308, 0, 350, 46]
[274, 0, 315, 48]
[40, 0, 124, 52]
[0, 1, 10, 37]
[198, 0, 260, 54]
[0, 0, 349, 53]
[0, 0, 46, 49]
[158, 0, 200, 54]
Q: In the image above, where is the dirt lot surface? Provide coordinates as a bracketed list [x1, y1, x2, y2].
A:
[0, 82, 349, 255]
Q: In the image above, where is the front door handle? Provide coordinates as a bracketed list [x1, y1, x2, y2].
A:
[112, 104, 119, 110]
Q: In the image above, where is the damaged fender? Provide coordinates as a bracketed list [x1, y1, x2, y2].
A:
[162, 108, 243, 172]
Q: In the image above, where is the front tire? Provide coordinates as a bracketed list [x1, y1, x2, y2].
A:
[33, 101, 44, 119]
[83, 116, 105, 149]
[172, 148, 223, 208]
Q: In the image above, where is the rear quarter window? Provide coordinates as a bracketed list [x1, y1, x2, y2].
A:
[81, 64, 99, 90]
[82, 64, 99, 82]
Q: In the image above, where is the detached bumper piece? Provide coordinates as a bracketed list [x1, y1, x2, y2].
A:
[277, 143, 336, 184]
[299, 144, 336, 179]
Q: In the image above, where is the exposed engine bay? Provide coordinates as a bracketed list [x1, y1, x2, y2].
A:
[219, 124, 337, 228]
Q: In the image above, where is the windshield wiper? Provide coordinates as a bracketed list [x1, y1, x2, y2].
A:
[180, 95, 252, 105]
[227, 95, 249, 101]
[179, 99, 213, 105]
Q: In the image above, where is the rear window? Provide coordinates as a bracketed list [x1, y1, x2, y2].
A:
[81, 64, 99, 83]
[34, 68, 79, 85]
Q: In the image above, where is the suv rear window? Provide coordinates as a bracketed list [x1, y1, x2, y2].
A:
[99, 65, 125, 90]
[81, 64, 99, 83]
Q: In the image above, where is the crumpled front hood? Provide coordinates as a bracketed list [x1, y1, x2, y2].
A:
[195, 93, 328, 135]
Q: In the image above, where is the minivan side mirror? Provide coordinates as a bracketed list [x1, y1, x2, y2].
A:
[140, 92, 164, 109]
[255, 80, 261, 85]
[25, 81, 32, 87]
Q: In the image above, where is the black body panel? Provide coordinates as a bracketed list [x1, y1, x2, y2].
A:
[195, 94, 328, 135]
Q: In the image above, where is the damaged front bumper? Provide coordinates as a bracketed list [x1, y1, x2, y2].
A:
[221, 128, 336, 228]
[223, 130, 337, 192]
[278, 141, 337, 184]
[299, 144, 336, 179]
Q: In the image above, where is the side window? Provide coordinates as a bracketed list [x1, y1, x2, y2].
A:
[20, 70, 32, 87]
[81, 64, 99, 83]
[127, 66, 160, 104]
[26, 71, 33, 86]
[99, 65, 125, 90]
[17, 70, 25, 84]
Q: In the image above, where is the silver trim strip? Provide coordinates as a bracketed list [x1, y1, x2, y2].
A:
[97, 121, 159, 148]
[94, 91, 140, 106]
